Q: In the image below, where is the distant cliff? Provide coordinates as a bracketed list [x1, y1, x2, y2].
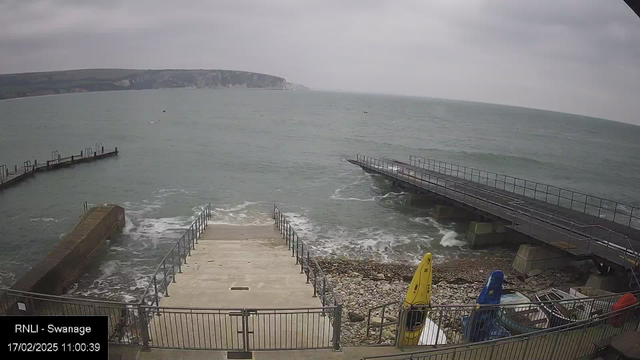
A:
[0, 69, 309, 100]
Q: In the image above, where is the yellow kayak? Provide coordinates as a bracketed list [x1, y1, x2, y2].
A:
[398, 252, 432, 346]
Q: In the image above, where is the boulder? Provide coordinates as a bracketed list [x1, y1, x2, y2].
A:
[527, 269, 542, 277]
[348, 312, 365, 322]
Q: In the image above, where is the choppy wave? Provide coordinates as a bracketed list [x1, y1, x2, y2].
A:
[283, 211, 434, 263]
[410, 216, 467, 248]
[330, 175, 407, 203]
[210, 201, 272, 226]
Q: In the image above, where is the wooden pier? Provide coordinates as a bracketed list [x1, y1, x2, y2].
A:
[0, 145, 118, 191]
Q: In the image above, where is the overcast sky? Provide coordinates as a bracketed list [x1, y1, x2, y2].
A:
[1, 0, 639, 124]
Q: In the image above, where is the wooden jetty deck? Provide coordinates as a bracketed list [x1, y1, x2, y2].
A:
[350, 155, 640, 273]
[0, 145, 118, 191]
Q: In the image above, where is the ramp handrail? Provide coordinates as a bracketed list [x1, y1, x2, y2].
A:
[139, 204, 212, 306]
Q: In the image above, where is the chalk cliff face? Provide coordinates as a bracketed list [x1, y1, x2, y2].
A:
[0, 69, 309, 100]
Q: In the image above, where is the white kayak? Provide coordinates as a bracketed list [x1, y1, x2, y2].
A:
[418, 317, 447, 345]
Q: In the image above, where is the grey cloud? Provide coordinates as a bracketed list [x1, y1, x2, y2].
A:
[0, 0, 639, 124]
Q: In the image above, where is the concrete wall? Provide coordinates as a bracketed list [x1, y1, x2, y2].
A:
[465, 221, 506, 248]
[12, 204, 125, 295]
[584, 274, 628, 293]
[512, 244, 584, 274]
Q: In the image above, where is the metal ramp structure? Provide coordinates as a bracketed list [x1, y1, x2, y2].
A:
[350, 155, 640, 288]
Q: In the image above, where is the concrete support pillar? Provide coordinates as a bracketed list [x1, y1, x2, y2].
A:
[584, 274, 627, 293]
[512, 244, 581, 274]
[465, 221, 506, 248]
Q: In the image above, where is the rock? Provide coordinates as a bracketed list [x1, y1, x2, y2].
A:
[386, 315, 398, 323]
[382, 284, 392, 291]
[382, 329, 395, 340]
[376, 273, 386, 280]
[370, 316, 382, 325]
[402, 275, 413, 283]
[527, 269, 542, 277]
[348, 312, 365, 322]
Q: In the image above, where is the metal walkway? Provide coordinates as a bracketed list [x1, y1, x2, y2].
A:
[350, 155, 640, 274]
[0, 145, 118, 191]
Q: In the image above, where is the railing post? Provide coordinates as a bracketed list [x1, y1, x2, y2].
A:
[333, 304, 342, 351]
[311, 267, 317, 297]
[598, 198, 603, 218]
[163, 260, 169, 297]
[605, 229, 612, 260]
[153, 277, 159, 307]
[306, 251, 311, 284]
[291, 232, 295, 257]
[295, 235, 299, 263]
[138, 305, 150, 349]
[322, 276, 327, 306]
[195, 219, 199, 244]
[300, 242, 305, 274]
[396, 308, 405, 349]
[171, 248, 176, 283]
[434, 309, 443, 346]
[177, 241, 182, 272]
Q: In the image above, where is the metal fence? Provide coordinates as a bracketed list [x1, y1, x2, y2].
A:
[408, 155, 640, 230]
[0, 288, 148, 346]
[363, 302, 640, 360]
[273, 205, 342, 308]
[355, 155, 639, 273]
[0, 287, 339, 351]
[144, 306, 339, 351]
[139, 204, 212, 306]
[367, 290, 639, 349]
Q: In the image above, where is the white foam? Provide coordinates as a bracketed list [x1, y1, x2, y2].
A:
[131, 216, 191, 246]
[210, 201, 271, 226]
[99, 260, 119, 278]
[282, 212, 433, 262]
[439, 230, 467, 247]
[411, 217, 467, 248]
[330, 176, 377, 202]
[217, 201, 261, 212]
[30, 217, 58, 222]
[153, 188, 192, 199]
[122, 216, 135, 236]
[330, 189, 375, 202]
